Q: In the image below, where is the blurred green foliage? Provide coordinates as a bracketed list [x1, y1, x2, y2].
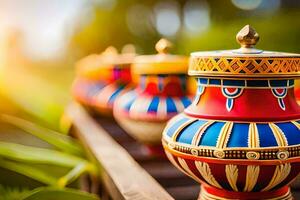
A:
[0, 115, 98, 199]
[72, 1, 300, 55]
[1, 0, 300, 129]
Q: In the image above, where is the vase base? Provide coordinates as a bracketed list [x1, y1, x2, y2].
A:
[198, 185, 293, 200]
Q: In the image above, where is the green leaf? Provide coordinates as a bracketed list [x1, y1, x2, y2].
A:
[0, 114, 84, 156]
[22, 187, 100, 200]
[0, 185, 31, 200]
[0, 141, 85, 168]
[0, 159, 57, 185]
[57, 162, 88, 187]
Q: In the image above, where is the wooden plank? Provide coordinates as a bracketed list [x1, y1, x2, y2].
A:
[66, 102, 174, 200]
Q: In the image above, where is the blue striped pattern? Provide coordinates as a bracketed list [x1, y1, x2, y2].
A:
[227, 123, 249, 147]
[148, 96, 160, 113]
[85, 83, 106, 99]
[107, 85, 126, 105]
[166, 117, 190, 137]
[276, 122, 300, 145]
[200, 122, 225, 146]
[177, 120, 207, 144]
[165, 114, 300, 148]
[74, 80, 105, 101]
[121, 91, 192, 114]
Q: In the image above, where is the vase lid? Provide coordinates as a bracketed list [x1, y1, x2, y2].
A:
[189, 25, 300, 79]
[76, 45, 135, 79]
[133, 38, 188, 75]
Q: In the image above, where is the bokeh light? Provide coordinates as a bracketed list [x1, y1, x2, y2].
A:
[126, 4, 155, 38]
[231, 0, 262, 10]
[0, 0, 93, 60]
[183, 0, 210, 35]
[154, 0, 181, 37]
[257, 0, 281, 13]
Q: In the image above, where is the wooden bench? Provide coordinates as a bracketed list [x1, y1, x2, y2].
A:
[66, 102, 300, 200]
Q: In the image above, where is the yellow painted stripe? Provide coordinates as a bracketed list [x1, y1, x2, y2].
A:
[243, 165, 260, 192]
[262, 164, 291, 191]
[178, 158, 203, 183]
[269, 123, 288, 147]
[216, 122, 234, 149]
[248, 123, 260, 148]
[163, 114, 185, 138]
[191, 121, 214, 146]
[225, 164, 239, 192]
[171, 119, 197, 142]
[291, 121, 300, 130]
[195, 161, 222, 189]
[165, 151, 191, 179]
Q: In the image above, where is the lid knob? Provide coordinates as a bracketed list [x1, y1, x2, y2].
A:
[121, 44, 136, 55]
[102, 46, 118, 55]
[236, 25, 259, 48]
[234, 25, 262, 54]
[155, 38, 173, 54]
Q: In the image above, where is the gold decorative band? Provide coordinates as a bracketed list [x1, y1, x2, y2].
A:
[189, 57, 300, 78]
[163, 138, 300, 161]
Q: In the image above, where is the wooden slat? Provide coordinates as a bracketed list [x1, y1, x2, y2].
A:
[66, 102, 174, 200]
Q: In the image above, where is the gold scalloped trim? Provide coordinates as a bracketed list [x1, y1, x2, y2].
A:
[216, 122, 234, 149]
[195, 161, 222, 189]
[178, 158, 202, 183]
[269, 123, 288, 147]
[248, 123, 260, 148]
[225, 165, 239, 191]
[191, 121, 214, 146]
[243, 165, 260, 192]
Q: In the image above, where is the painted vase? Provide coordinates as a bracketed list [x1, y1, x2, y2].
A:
[114, 39, 192, 154]
[292, 81, 300, 189]
[72, 46, 135, 115]
[295, 81, 300, 105]
[162, 25, 300, 200]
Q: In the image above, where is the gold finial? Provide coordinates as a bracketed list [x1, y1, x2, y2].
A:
[155, 38, 173, 54]
[102, 46, 118, 55]
[121, 44, 136, 55]
[236, 25, 259, 48]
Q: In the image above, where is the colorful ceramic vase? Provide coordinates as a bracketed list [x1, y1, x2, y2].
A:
[295, 81, 300, 105]
[292, 82, 300, 189]
[162, 25, 300, 200]
[114, 39, 192, 153]
[72, 46, 135, 115]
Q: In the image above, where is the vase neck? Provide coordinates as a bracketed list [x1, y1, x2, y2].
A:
[185, 77, 300, 121]
[137, 74, 188, 97]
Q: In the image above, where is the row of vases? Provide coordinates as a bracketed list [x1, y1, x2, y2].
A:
[72, 25, 300, 200]
[72, 39, 194, 154]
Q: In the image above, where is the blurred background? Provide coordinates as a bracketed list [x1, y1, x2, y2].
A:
[0, 0, 299, 130]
